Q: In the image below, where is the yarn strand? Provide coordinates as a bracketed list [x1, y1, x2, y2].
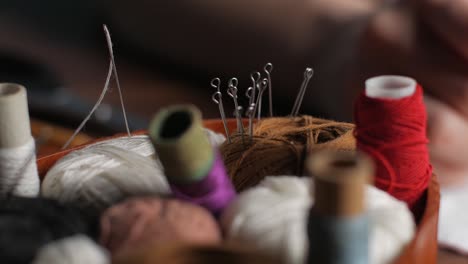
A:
[62, 25, 131, 149]
[62, 59, 113, 149]
[103, 24, 131, 137]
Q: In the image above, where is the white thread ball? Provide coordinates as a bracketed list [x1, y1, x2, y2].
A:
[32, 235, 109, 264]
[221, 176, 415, 264]
[41, 130, 225, 213]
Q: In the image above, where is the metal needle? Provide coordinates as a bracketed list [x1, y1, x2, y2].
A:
[227, 78, 245, 135]
[211, 77, 231, 143]
[255, 78, 268, 121]
[264, 63, 274, 117]
[290, 67, 314, 117]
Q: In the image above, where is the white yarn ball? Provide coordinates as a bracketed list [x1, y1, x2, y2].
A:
[32, 235, 109, 264]
[221, 176, 415, 264]
[41, 135, 169, 212]
[41, 129, 225, 213]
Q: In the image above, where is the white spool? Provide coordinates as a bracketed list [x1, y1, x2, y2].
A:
[32, 235, 110, 264]
[0, 83, 39, 197]
[41, 129, 225, 213]
[221, 176, 415, 264]
[365, 76, 416, 99]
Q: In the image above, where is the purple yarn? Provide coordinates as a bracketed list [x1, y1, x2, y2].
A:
[170, 151, 236, 216]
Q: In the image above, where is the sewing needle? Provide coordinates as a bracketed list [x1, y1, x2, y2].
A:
[290, 67, 314, 117]
[255, 78, 268, 121]
[211, 78, 231, 143]
[227, 78, 245, 145]
[264, 63, 274, 117]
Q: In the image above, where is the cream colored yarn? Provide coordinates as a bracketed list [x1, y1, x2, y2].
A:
[221, 176, 415, 264]
[32, 235, 109, 264]
[41, 130, 225, 213]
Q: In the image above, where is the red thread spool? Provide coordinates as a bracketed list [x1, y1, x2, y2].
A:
[354, 76, 432, 213]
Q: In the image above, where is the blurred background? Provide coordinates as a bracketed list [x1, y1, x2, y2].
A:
[4, 1, 468, 262]
[0, 0, 385, 138]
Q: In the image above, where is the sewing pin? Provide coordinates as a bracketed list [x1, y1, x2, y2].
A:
[249, 71, 260, 107]
[255, 78, 268, 121]
[245, 86, 256, 140]
[234, 106, 244, 133]
[227, 78, 246, 145]
[211, 77, 231, 143]
[246, 103, 256, 141]
[264, 63, 274, 117]
[290, 67, 314, 117]
[233, 105, 246, 146]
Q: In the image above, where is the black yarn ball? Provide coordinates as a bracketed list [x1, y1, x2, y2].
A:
[0, 196, 92, 264]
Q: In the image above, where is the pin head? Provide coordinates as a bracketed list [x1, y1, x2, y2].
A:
[264, 63, 273, 74]
[246, 86, 254, 99]
[211, 78, 221, 90]
[304, 68, 314, 79]
[234, 106, 244, 116]
[251, 72, 261, 83]
[258, 78, 268, 92]
[211, 92, 222, 104]
[248, 103, 256, 115]
[227, 78, 239, 98]
[228, 78, 238, 89]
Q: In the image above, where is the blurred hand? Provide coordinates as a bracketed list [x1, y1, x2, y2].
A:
[359, 3, 468, 186]
[417, 0, 468, 61]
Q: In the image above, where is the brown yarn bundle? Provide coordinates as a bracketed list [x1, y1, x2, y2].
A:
[220, 116, 355, 191]
[99, 197, 221, 255]
[113, 242, 279, 264]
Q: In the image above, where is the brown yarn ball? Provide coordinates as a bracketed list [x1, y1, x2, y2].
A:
[99, 197, 221, 255]
[220, 116, 355, 191]
[113, 242, 280, 264]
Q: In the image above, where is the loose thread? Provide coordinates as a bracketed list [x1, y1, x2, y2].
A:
[63, 25, 131, 149]
[62, 59, 113, 149]
[103, 24, 131, 137]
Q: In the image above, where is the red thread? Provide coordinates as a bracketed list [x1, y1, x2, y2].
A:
[354, 84, 432, 211]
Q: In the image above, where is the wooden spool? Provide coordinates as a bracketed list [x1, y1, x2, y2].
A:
[36, 118, 439, 264]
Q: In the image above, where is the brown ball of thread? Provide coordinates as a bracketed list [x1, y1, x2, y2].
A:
[220, 116, 355, 191]
[113, 242, 280, 264]
[99, 197, 222, 255]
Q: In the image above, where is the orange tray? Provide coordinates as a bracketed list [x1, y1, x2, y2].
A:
[36, 118, 440, 264]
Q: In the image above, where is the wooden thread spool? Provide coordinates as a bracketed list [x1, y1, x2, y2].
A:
[0, 83, 39, 197]
[307, 150, 373, 264]
[149, 105, 235, 215]
[149, 105, 213, 184]
[0, 83, 31, 148]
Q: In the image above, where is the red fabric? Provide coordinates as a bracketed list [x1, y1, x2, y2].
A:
[354, 84, 432, 211]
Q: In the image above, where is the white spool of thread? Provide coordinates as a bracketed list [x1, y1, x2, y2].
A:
[32, 235, 110, 264]
[221, 176, 415, 264]
[0, 83, 39, 197]
[41, 129, 225, 213]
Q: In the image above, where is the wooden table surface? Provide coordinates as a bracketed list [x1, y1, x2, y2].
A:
[1, 21, 466, 264]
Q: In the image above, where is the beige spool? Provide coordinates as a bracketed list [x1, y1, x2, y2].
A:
[0, 83, 32, 148]
[0, 83, 39, 197]
[307, 150, 373, 217]
[149, 105, 214, 184]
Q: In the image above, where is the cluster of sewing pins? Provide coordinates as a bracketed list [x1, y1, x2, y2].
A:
[211, 63, 314, 144]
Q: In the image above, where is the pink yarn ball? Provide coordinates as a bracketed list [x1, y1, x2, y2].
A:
[99, 197, 221, 255]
